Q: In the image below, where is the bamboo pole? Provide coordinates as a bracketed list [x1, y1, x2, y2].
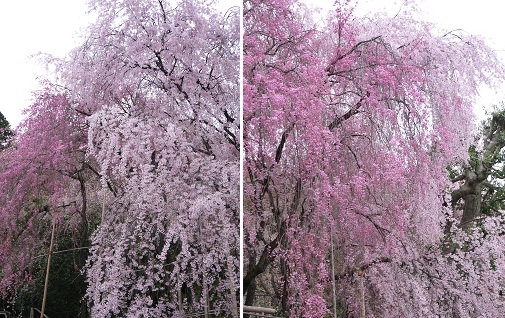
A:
[331, 230, 338, 318]
[242, 306, 276, 314]
[92, 189, 107, 318]
[202, 268, 209, 318]
[199, 221, 209, 318]
[178, 273, 184, 315]
[203, 281, 209, 318]
[40, 221, 56, 318]
[228, 259, 238, 318]
[358, 270, 366, 318]
[101, 190, 106, 224]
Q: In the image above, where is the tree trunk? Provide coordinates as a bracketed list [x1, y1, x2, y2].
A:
[460, 184, 482, 230]
[280, 254, 290, 316]
[244, 279, 256, 318]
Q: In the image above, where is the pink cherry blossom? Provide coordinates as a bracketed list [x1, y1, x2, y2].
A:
[244, 0, 505, 316]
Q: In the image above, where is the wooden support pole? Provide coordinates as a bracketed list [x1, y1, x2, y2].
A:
[229, 277, 238, 318]
[203, 281, 209, 318]
[228, 262, 238, 318]
[358, 270, 366, 318]
[41, 221, 56, 318]
[242, 306, 276, 314]
[331, 230, 338, 318]
[178, 273, 183, 315]
[101, 190, 106, 224]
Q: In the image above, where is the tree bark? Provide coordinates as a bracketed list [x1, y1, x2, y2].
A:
[460, 185, 482, 230]
[244, 279, 256, 318]
[450, 111, 505, 230]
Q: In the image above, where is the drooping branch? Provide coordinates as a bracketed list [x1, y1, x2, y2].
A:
[325, 36, 383, 74]
[275, 125, 293, 163]
[333, 257, 392, 281]
[328, 93, 368, 131]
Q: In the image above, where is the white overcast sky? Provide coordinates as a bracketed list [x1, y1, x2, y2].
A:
[1, 0, 504, 128]
[0, 0, 238, 129]
[0, 0, 91, 129]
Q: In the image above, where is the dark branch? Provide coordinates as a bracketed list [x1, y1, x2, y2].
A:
[328, 93, 368, 131]
[333, 257, 392, 281]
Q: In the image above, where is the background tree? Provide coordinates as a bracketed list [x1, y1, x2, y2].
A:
[450, 108, 505, 229]
[0, 111, 13, 149]
[244, 0, 505, 316]
[0, 86, 95, 316]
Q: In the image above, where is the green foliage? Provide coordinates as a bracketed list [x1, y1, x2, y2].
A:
[446, 165, 460, 180]
[446, 106, 505, 207]
[468, 144, 480, 169]
[12, 233, 89, 318]
[0, 111, 13, 148]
